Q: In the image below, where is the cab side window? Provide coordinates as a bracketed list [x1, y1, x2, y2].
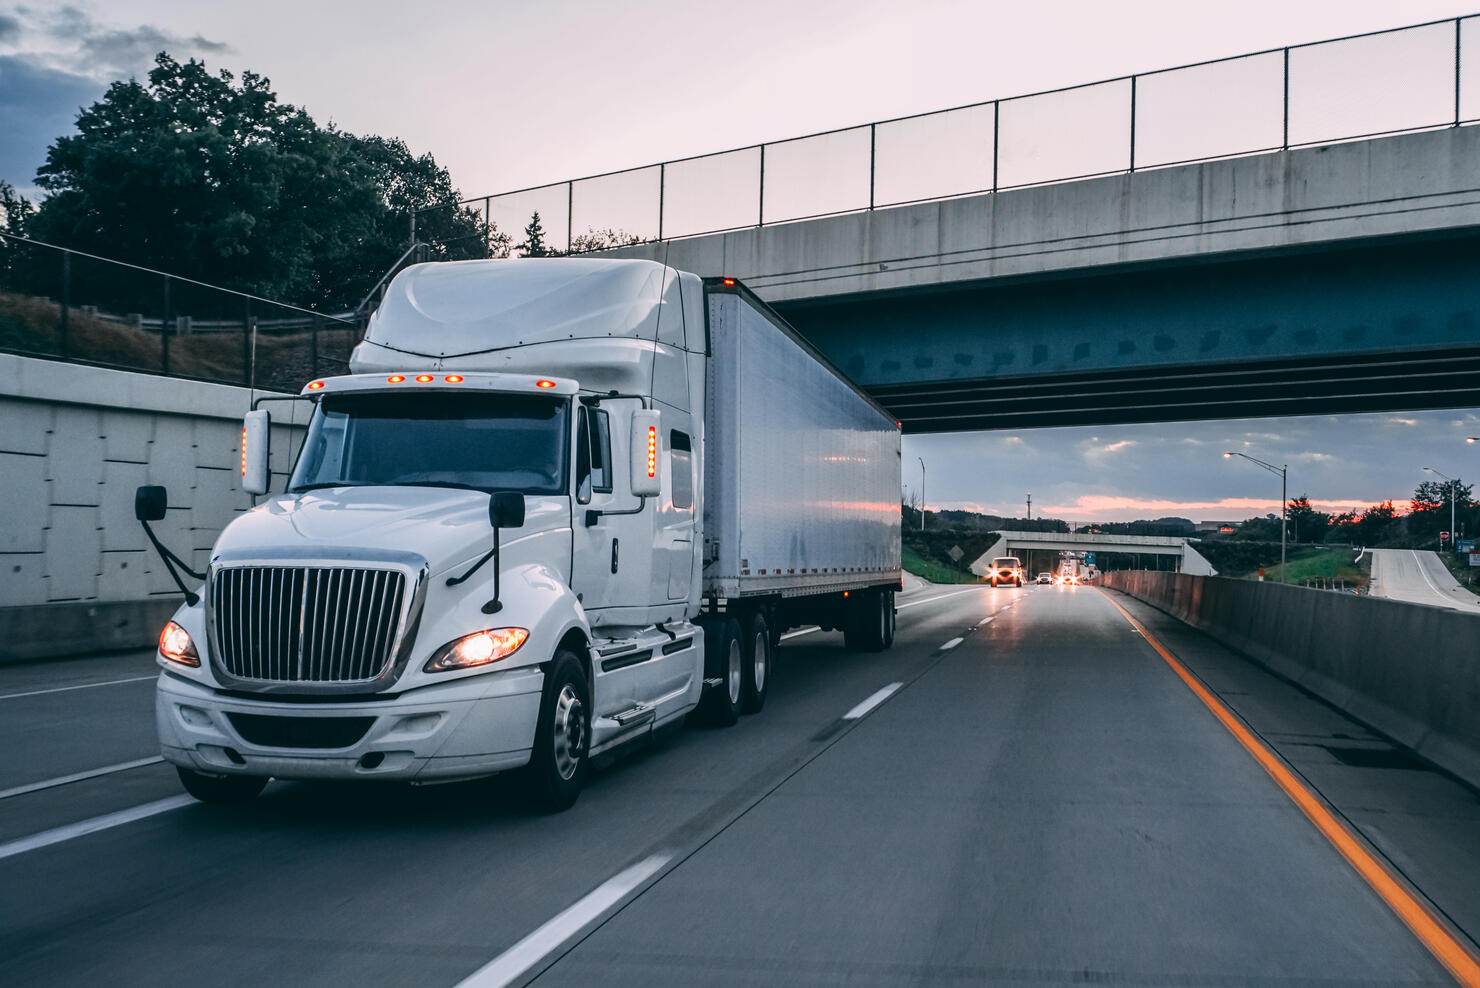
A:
[670, 430, 693, 510]
[575, 406, 613, 504]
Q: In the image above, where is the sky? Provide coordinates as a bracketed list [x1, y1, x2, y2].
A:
[3, 0, 1479, 521]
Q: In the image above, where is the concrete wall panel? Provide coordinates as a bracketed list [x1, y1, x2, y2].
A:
[45, 405, 104, 506]
[103, 414, 154, 464]
[0, 553, 44, 607]
[0, 452, 48, 552]
[99, 460, 150, 552]
[42, 504, 100, 601]
[0, 401, 51, 455]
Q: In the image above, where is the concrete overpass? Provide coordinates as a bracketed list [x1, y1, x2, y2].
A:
[606, 125, 1480, 430]
[967, 530, 1218, 577]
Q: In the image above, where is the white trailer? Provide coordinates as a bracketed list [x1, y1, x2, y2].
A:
[137, 259, 901, 811]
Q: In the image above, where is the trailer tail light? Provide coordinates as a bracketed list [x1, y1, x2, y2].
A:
[307, 380, 325, 390]
[647, 425, 657, 477]
[387, 375, 405, 383]
[444, 375, 463, 383]
[536, 379, 556, 389]
[415, 374, 434, 383]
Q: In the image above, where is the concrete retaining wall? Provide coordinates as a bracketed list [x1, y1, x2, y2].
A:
[1101, 571, 1480, 791]
[0, 353, 307, 661]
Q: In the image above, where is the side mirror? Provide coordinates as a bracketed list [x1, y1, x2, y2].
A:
[242, 409, 270, 495]
[490, 491, 526, 529]
[135, 485, 168, 522]
[630, 409, 662, 497]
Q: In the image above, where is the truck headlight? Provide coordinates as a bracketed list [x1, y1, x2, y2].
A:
[425, 628, 529, 672]
[159, 621, 200, 667]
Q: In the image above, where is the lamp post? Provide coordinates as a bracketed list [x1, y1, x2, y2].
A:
[1423, 466, 1456, 552]
[1224, 451, 1287, 582]
[917, 456, 925, 532]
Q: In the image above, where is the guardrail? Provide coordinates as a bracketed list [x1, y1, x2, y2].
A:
[1102, 571, 1480, 790]
[453, 14, 1480, 254]
[0, 233, 363, 393]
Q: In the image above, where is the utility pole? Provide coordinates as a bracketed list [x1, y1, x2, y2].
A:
[1224, 451, 1287, 581]
[917, 457, 926, 532]
[1425, 467, 1457, 552]
[1026, 492, 1032, 520]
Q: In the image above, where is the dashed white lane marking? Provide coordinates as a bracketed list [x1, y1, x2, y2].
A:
[0, 675, 156, 701]
[977, 617, 994, 627]
[456, 853, 671, 988]
[0, 795, 194, 861]
[896, 588, 981, 611]
[939, 637, 964, 651]
[842, 682, 904, 720]
[780, 626, 820, 641]
[0, 756, 165, 801]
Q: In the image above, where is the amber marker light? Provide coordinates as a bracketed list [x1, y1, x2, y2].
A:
[387, 375, 406, 383]
[159, 621, 200, 667]
[415, 374, 434, 383]
[536, 379, 556, 389]
[721, 277, 737, 286]
[647, 425, 657, 477]
[444, 375, 463, 383]
[306, 380, 325, 390]
[240, 427, 247, 476]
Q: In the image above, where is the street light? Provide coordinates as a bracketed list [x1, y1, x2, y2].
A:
[1423, 466, 1457, 551]
[917, 456, 925, 532]
[1224, 451, 1287, 581]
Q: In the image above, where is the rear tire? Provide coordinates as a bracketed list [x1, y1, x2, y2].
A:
[843, 590, 889, 652]
[740, 611, 771, 714]
[518, 649, 590, 812]
[698, 617, 743, 726]
[881, 590, 896, 649]
[176, 767, 268, 804]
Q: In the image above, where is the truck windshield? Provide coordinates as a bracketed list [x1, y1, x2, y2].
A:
[288, 392, 568, 495]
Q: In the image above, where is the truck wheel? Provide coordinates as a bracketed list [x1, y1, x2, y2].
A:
[698, 616, 743, 726]
[519, 649, 590, 812]
[882, 590, 896, 649]
[740, 611, 771, 714]
[176, 767, 268, 804]
[843, 590, 888, 652]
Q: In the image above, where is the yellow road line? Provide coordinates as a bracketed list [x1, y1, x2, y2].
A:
[1099, 589, 1480, 987]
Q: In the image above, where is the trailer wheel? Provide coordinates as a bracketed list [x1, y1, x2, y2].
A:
[698, 616, 743, 726]
[176, 767, 268, 804]
[882, 590, 896, 649]
[844, 590, 888, 652]
[518, 649, 590, 812]
[741, 611, 771, 714]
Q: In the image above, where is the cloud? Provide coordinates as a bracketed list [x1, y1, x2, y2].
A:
[1038, 494, 1392, 520]
[0, 54, 101, 189]
[0, 12, 19, 42]
[1386, 417, 1418, 426]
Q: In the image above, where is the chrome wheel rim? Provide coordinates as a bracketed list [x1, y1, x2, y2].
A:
[752, 629, 767, 694]
[727, 638, 742, 704]
[552, 684, 586, 781]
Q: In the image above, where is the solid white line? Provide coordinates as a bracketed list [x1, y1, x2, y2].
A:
[939, 637, 964, 651]
[0, 794, 194, 861]
[842, 682, 904, 720]
[0, 756, 165, 800]
[0, 675, 156, 701]
[779, 626, 820, 641]
[457, 853, 671, 988]
[895, 588, 981, 611]
[1409, 550, 1457, 601]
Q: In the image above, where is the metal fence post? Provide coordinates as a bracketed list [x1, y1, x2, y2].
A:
[311, 314, 320, 379]
[658, 162, 666, 240]
[869, 123, 876, 210]
[59, 250, 70, 359]
[1282, 47, 1291, 149]
[991, 101, 1000, 193]
[1456, 17, 1463, 126]
[566, 182, 574, 253]
[160, 275, 172, 376]
[758, 144, 766, 227]
[1129, 75, 1138, 172]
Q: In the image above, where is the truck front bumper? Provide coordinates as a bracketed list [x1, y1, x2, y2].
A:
[156, 667, 544, 783]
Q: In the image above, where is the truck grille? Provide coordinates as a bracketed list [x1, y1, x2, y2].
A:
[209, 566, 408, 684]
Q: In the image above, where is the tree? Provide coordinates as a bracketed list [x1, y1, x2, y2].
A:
[518, 211, 554, 257]
[1286, 495, 1330, 543]
[1356, 500, 1400, 546]
[26, 52, 500, 311]
[568, 227, 646, 253]
[0, 181, 35, 283]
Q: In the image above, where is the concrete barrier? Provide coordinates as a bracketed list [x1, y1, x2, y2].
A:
[1102, 571, 1480, 791]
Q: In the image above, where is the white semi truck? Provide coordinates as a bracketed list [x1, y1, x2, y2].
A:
[136, 259, 901, 810]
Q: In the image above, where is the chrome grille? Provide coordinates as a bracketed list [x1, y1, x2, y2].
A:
[210, 566, 408, 683]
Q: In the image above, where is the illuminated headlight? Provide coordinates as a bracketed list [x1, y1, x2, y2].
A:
[425, 628, 529, 673]
[159, 621, 200, 667]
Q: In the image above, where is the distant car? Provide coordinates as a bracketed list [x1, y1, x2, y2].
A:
[990, 556, 1024, 587]
[1036, 572, 1053, 584]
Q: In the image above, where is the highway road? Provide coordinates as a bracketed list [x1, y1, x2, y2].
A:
[1369, 548, 1480, 613]
[3, 582, 1479, 986]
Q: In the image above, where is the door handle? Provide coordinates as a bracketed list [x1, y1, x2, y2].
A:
[611, 537, 619, 574]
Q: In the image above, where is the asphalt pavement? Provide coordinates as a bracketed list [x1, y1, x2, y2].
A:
[1369, 548, 1480, 613]
[2, 581, 1477, 986]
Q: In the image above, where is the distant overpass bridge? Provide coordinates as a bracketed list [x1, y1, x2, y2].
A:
[466, 16, 1480, 431]
[968, 531, 1218, 577]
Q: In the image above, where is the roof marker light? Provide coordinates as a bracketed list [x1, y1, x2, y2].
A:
[307, 380, 325, 390]
[387, 375, 405, 383]
[415, 374, 434, 383]
[444, 375, 463, 383]
[536, 379, 556, 389]
[721, 277, 737, 286]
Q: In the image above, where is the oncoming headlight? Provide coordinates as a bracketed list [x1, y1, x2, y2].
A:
[425, 628, 529, 673]
[159, 621, 200, 667]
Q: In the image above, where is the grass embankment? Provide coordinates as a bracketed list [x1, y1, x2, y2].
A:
[1264, 548, 1368, 588]
[901, 543, 982, 585]
[1437, 551, 1480, 593]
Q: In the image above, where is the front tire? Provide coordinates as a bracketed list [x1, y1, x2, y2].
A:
[518, 649, 590, 812]
[176, 767, 268, 804]
[698, 617, 743, 726]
